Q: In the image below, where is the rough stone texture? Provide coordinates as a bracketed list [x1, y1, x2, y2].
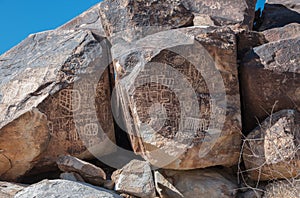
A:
[113, 26, 241, 169]
[243, 109, 300, 181]
[264, 180, 300, 198]
[240, 36, 300, 132]
[183, 0, 257, 29]
[259, 0, 300, 31]
[262, 23, 300, 42]
[14, 179, 122, 198]
[112, 160, 156, 198]
[154, 168, 238, 198]
[0, 29, 115, 180]
[0, 108, 50, 181]
[0, 182, 26, 198]
[57, 155, 106, 186]
[57, 3, 106, 38]
[60, 172, 85, 182]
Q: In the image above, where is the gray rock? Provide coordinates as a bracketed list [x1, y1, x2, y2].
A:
[154, 168, 238, 198]
[264, 180, 300, 198]
[14, 179, 122, 198]
[0, 181, 26, 198]
[243, 109, 300, 181]
[112, 160, 156, 198]
[57, 155, 106, 186]
[60, 172, 85, 182]
[240, 36, 300, 132]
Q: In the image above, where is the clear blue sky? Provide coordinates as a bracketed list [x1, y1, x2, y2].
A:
[0, 0, 266, 55]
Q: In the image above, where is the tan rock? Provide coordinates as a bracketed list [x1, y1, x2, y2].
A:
[57, 155, 106, 186]
[154, 168, 238, 198]
[264, 180, 300, 198]
[112, 160, 156, 198]
[0, 29, 115, 180]
[0, 181, 26, 198]
[263, 23, 300, 42]
[243, 109, 300, 181]
[112, 26, 241, 169]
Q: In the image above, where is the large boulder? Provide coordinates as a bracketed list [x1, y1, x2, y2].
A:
[112, 26, 241, 169]
[240, 36, 300, 132]
[262, 23, 300, 42]
[112, 160, 156, 198]
[243, 109, 300, 181]
[14, 179, 122, 198]
[0, 181, 26, 198]
[259, 0, 300, 31]
[154, 168, 238, 198]
[0, 29, 115, 180]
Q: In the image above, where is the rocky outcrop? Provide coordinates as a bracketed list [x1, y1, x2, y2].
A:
[113, 26, 241, 169]
[240, 35, 300, 132]
[0, 29, 115, 180]
[14, 179, 122, 198]
[243, 109, 300, 181]
[112, 160, 155, 198]
[259, 0, 300, 31]
[57, 155, 106, 186]
[154, 168, 238, 198]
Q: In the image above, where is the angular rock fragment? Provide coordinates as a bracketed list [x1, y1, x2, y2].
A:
[259, 0, 300, 31]
[154, 168, 238, 198]
[0, 29, 115, 180]
[240, 36, 300, 132]
[113, 26, 241, 169]
[262, 23, 300, 42]
[112, 160, 156, 198]
[243, 110, 300, 181]
[57, 155, 106, 186]
[14, 179, 122, 198]
[0, 181, 26, 198]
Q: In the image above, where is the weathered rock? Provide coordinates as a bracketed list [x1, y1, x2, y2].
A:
[262, 23, 300, 42]
[259, 0, 300, 31]
[57, 155, 106, 186]
[243, 109, 300, 181]
[240, 36, 300, 132]
[0, 108, 50, 181]
[264, 180, 300, 198]
[112, 160, 156, 198]
[0, 29, 115, 180]
[60, 172, 85, 182]
[57, 3, 106, 37]
[113, 26, 241, 169]
[154, 168, 238, 198]
[14, 179, 122, 198]
[0, 181, 26, 198]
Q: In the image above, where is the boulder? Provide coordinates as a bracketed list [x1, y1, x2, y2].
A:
[259, 0, 300, 31]
[264, 180, 300, 198]
[14, 179, 122, 198]
[0, 29, 115, 180]
[0, 181, 26, 198]
[154, 168, 238, 198]
[112, 160, 156, 198]
[243, 109, 300, 181]
[240, 36, 300, 132]
[262, 23, 300, 42]
[57, 155, 106, 186]
[112, 26, 241, 169]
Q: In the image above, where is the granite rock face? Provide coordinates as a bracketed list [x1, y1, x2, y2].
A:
[113, 26, 241, 169]
[154, 168, 238, 198]
[112, 160, 155, 198]
[240, 36, 300, 132]
[14, 179, 122, 198]
[259, 0, 300, 31]
[0, 29, 115, 180]
[243, 109, 300, 181]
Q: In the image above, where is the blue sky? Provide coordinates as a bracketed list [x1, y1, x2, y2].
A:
[0, 0, 266, 55]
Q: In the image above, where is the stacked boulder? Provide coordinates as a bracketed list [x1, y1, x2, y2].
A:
[0, 0, 299, 197]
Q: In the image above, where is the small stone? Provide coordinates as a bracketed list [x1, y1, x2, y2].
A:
[60, 172, 85, 182]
